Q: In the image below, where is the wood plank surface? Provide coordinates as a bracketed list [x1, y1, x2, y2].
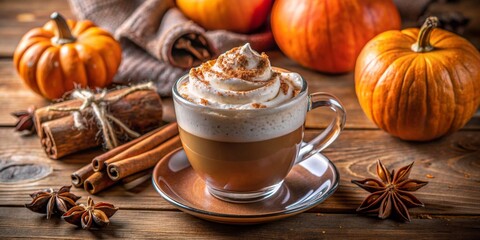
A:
[1, 0, 480, 239]
[0, 60, 48, 126]
[0, 207, 479, 239]
[0, 0, 74, 57]
[1, 128, 478, 216]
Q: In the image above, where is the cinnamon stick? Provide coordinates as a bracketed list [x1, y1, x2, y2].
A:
[101, 122, 178, 171]
[37, 89, 163, 159]
[41, 117, 100, 159]
[84, 171, 117, 195]
[91, 127, 162, 172]
[107, 135, 182, 181]
[71, 164, 95, 188]
[35, 87, 152, 138]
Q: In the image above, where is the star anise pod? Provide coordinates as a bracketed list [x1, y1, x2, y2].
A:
[62, 196, 118, 230]
[25, 185, 81, 219]
[351, 160, 428, 222]
[11, 105, 36, 134]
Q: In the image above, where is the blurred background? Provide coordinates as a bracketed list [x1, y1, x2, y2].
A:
[395, 0, 479, 49]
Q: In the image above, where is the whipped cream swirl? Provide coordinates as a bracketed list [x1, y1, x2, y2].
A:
[179, 43, 302, 109]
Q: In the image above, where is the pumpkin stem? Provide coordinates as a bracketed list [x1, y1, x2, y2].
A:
[411, 16, 439, 53]
[50, 12, 75, 45]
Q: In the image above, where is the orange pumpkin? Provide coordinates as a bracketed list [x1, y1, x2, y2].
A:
[14, 12, 122, 100]
[176, 0, 273, 33]
[355, 17, 480, 141]
[271, 0, 401, 73]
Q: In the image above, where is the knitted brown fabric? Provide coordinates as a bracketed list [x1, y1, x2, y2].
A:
[114, 0, 212, 68]
[68, 0, 274, 96]
[69, 0, 143, 33]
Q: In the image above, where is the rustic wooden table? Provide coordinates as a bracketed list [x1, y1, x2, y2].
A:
[0, 0, 479, 239]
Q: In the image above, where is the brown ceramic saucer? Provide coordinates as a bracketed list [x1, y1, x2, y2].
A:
[152, 148, 339, 224]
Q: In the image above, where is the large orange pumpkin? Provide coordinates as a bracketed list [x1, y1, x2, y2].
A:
[355, 17, 480, 141]
[176, 0, 273, 33]
[14, 12, 122, 100]
[271, 0, 401, 73]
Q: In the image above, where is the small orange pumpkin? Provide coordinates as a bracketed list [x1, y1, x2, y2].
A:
[271, 0, 401, 73]
[176, 0, 273, 33]
[355, 17, 480, 141]
[14, 12, 122, 100]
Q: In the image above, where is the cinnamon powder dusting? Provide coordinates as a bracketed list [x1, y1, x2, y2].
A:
[237, 55, 248, 68]
[181, 94, 193, 102]
[214, 47, 270, 81]
[293, 90, 300, 97]
[190, 60, 215, 82]
[200, 98, 209, 105]
[280, 81, 289, 95]
[182, 44, 302, 108]
[251, 103, 267, 109]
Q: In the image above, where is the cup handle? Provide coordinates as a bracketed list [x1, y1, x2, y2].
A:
[296, 92, 346, 164]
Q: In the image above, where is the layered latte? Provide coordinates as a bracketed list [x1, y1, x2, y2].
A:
[174, 44, 307, 199]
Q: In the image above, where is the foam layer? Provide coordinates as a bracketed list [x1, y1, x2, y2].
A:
[179, 43, 302, 109]
[174, 89, 308, 142]
[175, 43, 307, 142]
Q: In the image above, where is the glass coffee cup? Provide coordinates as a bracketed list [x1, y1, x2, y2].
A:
[173, 69, 346, 203]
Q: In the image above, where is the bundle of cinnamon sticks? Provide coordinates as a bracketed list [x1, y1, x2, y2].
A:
[35, 85, 164, 159]
[71, 122, 181, 194]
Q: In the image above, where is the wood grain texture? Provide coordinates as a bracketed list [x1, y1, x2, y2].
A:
[0, 60, 48, 126]
[0, 0, 74, 57]
[0, 207, 478, 239]
[0, 0, 479, 238]
[322, 129, 480, 216]
[1, 128, 478, 216]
